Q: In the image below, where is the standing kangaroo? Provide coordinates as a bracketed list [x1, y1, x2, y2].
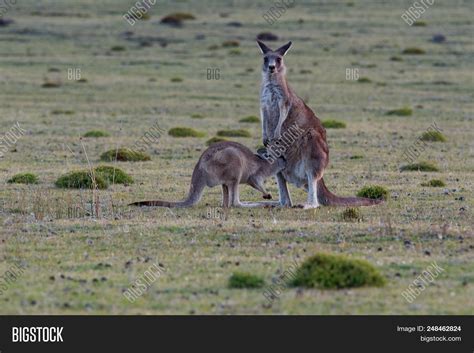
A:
[257, 40, 382, 208]
[130, 141, 285, 208]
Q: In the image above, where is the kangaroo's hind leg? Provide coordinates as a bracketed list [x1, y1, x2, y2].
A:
[222, 184, 230, 208]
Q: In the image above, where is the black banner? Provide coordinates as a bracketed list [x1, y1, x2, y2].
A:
[0, 316, 472, 352]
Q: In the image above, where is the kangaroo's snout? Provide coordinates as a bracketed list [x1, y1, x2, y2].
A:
[268, 64, 276, 72]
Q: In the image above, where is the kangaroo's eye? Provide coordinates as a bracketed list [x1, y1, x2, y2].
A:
[276, 58, 282, 64]
[264, 57, 268, 64]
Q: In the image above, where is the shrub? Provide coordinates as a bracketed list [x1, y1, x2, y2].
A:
[322, 120, 346, 129]
[162, 12, 195, 21]
[290, 253, 386, 289]
[206, 136, 228, 146]
[358, 77, 372, 83]
[95, 166, 133, 185]
[357, 185, 389, 200]
[350, 155, 364, 160]
[41, 80, 62, 88]
[100, 148, 151, 162]
[402, 47, 425, 55]
[256, 32, 278, 41]
[160, 12, 195, 26]
[51, 110, 75, 115]
[83, 130, 110, 138]
[413, 21, 427, 26]
[111, 46, 126, 52]
[386, 107, 412, 116]
[341, 208, 362, 222]
[217, 129, 251, 137]
[228, 272, 265, 289]
[170, 77, 183, 82]
[55, 171, 108, 189]
[7, 173, 39, 185]
[400, 161, 439, 172]
[421, 179, 445, 187]
[168, 127, 206, 138]
[239, 115, 259, 123]
[222, 40, 240, 47]
[420, 131, 446, 142]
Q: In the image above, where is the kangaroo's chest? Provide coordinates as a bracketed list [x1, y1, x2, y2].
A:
[260, 84, 286, 134]
[260, 85, 285, 113]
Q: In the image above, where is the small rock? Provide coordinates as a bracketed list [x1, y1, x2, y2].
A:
[432, 34, 446, 43]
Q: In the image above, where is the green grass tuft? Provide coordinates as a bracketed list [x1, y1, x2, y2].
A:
[170, 77, 183, 82]
[229, 49, 241, 55]
[421, 179, 446, 187]
[400, 161, 439, 172]
[357, 185, 389, 200]
[350, 155, 364, 160]
[7, 173, 39, 185]
[290, 253, 386, 289]
[386, 107, 412, 116]
[341, 208, 362, 222]
[55, 171, 108, 189]
[100, 148, 151, 162]
[191, 113, 204, 119]
[206, 136, 228, 146]
[402, 47, 425, 55]
[413, 21, 427, 26]
[83, 130, 110, 138]
[94, 166, 133, 185]
[420, 131, 446, 142]
[51, 109, 75, 115]
[239, 115, 259, 123]
[322, 120, 346, 129]
[217, 129, 251, 137]
[358, 77, 372, 83]
[390, 56, 403, 61]
[111, 45, 126, 52]
[222, 40, 240, 47]
[228, 272, 265, 289]
[169, 127, 206, 138]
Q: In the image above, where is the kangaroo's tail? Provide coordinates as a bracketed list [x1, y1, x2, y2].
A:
[317, 178, 383, 207]
[129, 169, 206, 208]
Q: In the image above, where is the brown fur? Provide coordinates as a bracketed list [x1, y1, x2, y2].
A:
[129, 141, 285, 208]
[257, 40, 382, 208]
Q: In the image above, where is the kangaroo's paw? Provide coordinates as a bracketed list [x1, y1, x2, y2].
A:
[262, 193, 272, 200]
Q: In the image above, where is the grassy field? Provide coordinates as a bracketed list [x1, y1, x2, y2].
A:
[0, 0, 473, 314]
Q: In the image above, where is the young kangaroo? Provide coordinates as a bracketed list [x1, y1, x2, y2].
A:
[257, 40, 382, 208]
[129, 141, 285, 208]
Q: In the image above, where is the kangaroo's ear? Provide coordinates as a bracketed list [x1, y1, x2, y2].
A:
[256, 40, 272, 54]
[275, 41, 292, 56]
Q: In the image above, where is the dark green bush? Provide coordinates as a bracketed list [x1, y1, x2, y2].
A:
[239, 115, 259, 123]
[95, 166, 133, 185]
[100, 148, 151, 162]
[7, 173, 39, 185]
[421, 179, 445, 187]
[322, 120, 346, 129]
[290, 253, 386, 289]
[400, 162, 439, 172]
[168, 127, 206, 138]
[357, 185, 389, 200]
[55, 171, 108, 189]
[228, 272, 265, 289]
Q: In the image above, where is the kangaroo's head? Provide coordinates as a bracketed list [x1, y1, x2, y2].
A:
[256, 40, 292, 77]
